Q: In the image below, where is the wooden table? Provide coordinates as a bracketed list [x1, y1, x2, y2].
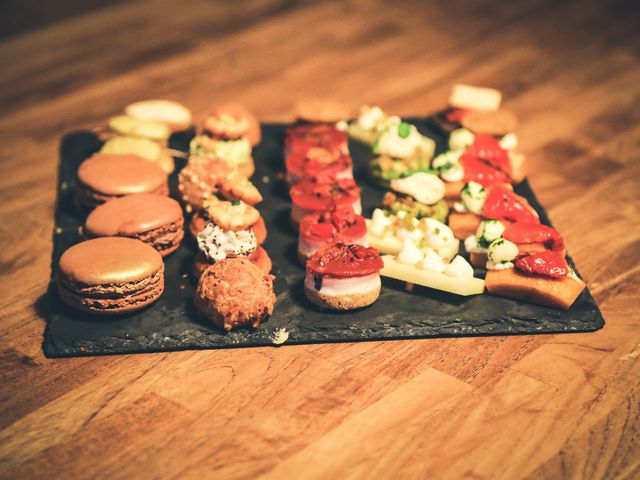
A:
[1, 1, 639, 478]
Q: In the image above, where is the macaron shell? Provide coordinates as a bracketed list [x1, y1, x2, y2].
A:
[125, 99, 193, 131]
[58, 237, 163, 285]
[85, 194, 183, 237]
[77, 154, 168, 196]
[58, 266, 164, 314]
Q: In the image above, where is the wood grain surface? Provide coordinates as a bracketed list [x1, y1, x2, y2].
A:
[1, 0, 639, 478]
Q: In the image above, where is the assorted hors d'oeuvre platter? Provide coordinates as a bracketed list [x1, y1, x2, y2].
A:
[44, 87, 604, 357]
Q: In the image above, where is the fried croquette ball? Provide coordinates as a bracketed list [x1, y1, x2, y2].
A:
[195, 258, 275, 331]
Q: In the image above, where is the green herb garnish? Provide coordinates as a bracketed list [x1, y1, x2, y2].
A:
[398, 122, 411, 138]
[231, 200, 241, 206]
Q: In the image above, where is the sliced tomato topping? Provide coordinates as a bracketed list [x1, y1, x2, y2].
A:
[290, 178, 360, 212]
[285, 124, 347, 152]
[466, 134, 512, 176]
[482, 184, 539, 224]
[286, 148, 352, 183]
[503, 222, 564, 252]
[300, 206, 366, 243]
[307, 242, 383, 278]
[515, 251, 569, 279]
[460, 154, 510, 187]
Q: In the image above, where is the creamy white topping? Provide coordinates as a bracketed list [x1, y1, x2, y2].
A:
[449, 128, 475, 151]
[396, 226, 423, 242]
[377, 122, 424, 158]
[369, 208, 392, 237]
[357, 106, 385, 131]
[197, 223, 256, 262]
[464, 235, 486, 254]
[304, 272, 381, 296]
[453, 202, 467, 213]
[420, 248, 446, 273]
[422, 218, 455, 249]
[476, 219, 505, 248]
[499, 132, 518, 150]
[391, 172, 445, 205]
[444, 255, 475, 278]
[432, 150, 464, 182]
[441, 163, 464, 182]
[486, 238, 518, 270]
[397, 239, 424, 266]
[460, 181, 486, 214]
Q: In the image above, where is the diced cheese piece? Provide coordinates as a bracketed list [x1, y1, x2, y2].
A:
[381, 255, 485, 296]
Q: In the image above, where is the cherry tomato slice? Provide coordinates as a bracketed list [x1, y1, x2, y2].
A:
[307, 242, 383, 278]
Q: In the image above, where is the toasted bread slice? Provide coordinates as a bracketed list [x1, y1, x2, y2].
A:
[509, 152, 527, 184]
[470, 251, 488, 268]
[444, 180, 464, 202]
[449, 212, 482, 240]
[486, 268, 585, 310]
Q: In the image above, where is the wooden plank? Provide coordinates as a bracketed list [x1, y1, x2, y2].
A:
[0, 0, 639, 478]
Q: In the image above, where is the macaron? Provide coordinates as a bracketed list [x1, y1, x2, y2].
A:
[57, 237, 164, 314]
[108, 115, 172, 143]
[75, 154, 168, 210]
[100, 136, 174, 174]
[125, 99, 193, 132]
[83, 194, 184, 256]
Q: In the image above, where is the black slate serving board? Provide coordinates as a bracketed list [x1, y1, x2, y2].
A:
[43, 117, 605, 357]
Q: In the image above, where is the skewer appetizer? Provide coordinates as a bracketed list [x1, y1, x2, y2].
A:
[190, 111, 255, 177]
[369, 120, 436, 187]
[345, 105, 391, 145]
[449, 181, 539, 240]
[366, 209, 459, 261]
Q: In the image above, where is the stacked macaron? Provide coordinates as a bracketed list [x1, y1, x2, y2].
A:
[189, 108, 257, 178]
[285, 98, 382, 310]
[57, 237, 164, 314]
[75, 154, 169, 210]
[83, 193, 184, 256]
[99, 99, 193, 174]
[58, 100, 184, 317]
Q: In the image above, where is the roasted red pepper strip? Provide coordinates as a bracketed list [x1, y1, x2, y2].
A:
[285, 124, 347, 152]
[465, 134, 512, 176]
[307, 242, 383, 278]
[515, 251, 569, 279]
[503, 222, 564, 252]
[482, 184, 540, 224]
[445, 107, 470, 123]
[460, 154, 510, 187]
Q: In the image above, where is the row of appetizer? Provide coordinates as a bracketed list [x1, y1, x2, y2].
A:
[57, 100, 277, 331]
[286, 86, 585, 311]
